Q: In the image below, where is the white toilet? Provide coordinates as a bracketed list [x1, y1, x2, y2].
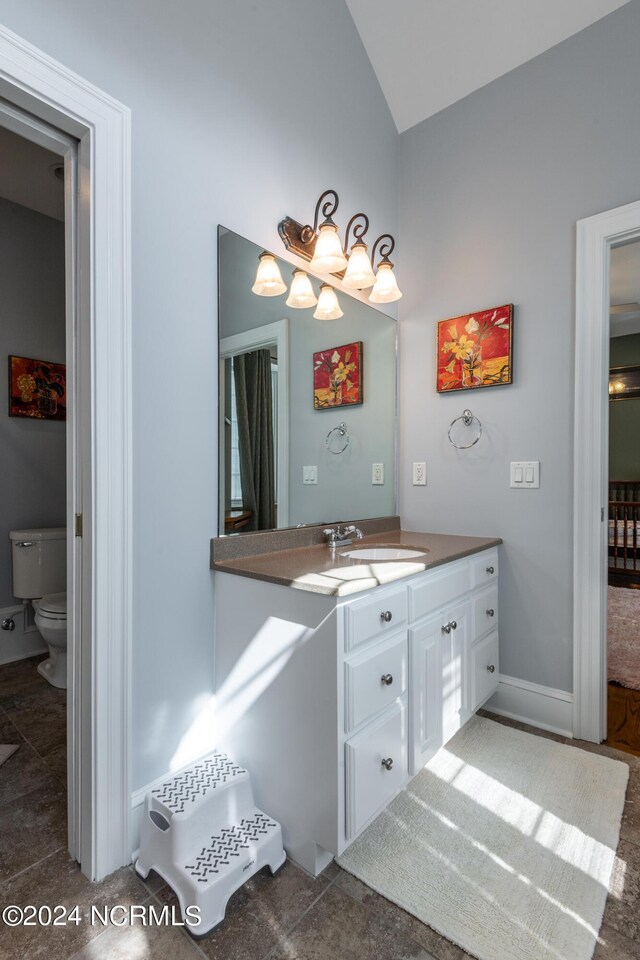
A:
[10, 527, 68, 689]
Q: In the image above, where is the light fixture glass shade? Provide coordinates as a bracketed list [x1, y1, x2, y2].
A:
[343, 241, 376, 289]
[309, 224, 348, 274]
[252, 252, 287, 296]
[285, 270, 317, 308]
[313, 284, 343, 320]
[369, 262, 402, 303]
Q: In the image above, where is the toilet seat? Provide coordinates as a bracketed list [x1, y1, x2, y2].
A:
[38, 592, 67, 620]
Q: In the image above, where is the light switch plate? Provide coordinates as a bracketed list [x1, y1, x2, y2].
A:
[510, 461, 540, 488]
[303, 465, 318, 485]
[413, 462, 426, 486]
[372, 463, 384, 485]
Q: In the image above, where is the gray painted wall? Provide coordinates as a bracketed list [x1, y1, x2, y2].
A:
[398, 0, 640, 693]
[0, 197, 66, 607]
[219, 229, 396, 529]
[0, 0, 398, 789]
[610, 332, 640, 480]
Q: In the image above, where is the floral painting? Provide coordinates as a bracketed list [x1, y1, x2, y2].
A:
[437, 304, 513, 393]
[313, 341, 363, 410]
[8, 355, 66, 421]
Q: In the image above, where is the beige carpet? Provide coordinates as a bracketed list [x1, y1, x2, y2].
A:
[337, 717, 628, 960]
[608, 586, 640, 689]
[0, 744, 19, 767]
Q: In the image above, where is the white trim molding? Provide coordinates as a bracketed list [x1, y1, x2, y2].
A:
[486, 674, 574, 739]
[0, 23, 132, 880]
[574, 199, 640, 743]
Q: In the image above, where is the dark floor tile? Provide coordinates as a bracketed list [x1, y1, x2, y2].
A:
[319, 860, 341, 881]
[155, 860, 328, 960]
[0, 848, 154, 960]
[0, 655, 48, 703]
[41, 739, 68, 784]
[620, 763, 640, 849]
[69, 915, 201, 960]
[478, 710, 566, 743]
[268, 883, 433, 960]
[133, 865, 168, 896]
[0, 780, 67, 882]
[603, 839, 640, 942]
[0, 735, 59, 804]
[333, 868, 464, 960]
[3, 686, 67, 759]
[593, 923, 640, 959]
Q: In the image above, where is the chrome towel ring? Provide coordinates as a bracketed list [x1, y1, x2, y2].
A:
[326, 421, 350, 455]
[448, 409, 482, 449]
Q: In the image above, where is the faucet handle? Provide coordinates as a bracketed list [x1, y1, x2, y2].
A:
[323, 528, 337, 543]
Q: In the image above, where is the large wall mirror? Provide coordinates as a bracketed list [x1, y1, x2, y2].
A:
[218, 226, 397, 535]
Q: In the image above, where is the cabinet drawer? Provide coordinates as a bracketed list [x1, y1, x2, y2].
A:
[470, 630, 499, 710]
[470, 549, 499, 589]
[345, 633, 407, 732]
[472, 585, 498, 641]
[408, 560, 470, 623]
[345, 699, 407, 839]
[345, 585, 407, 652]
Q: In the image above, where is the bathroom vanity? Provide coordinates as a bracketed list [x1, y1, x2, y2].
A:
[212, 528, 500, 875]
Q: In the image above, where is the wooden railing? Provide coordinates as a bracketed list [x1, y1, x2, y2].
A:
[609, 481, 640, 582]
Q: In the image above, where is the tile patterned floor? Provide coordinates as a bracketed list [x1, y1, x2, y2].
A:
[0, 657, 639, 958]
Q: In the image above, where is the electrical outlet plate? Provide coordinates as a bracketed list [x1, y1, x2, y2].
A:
[413, 462, 426, 486]
[510, 461, 540, 489]
[372, 463, 384, 485]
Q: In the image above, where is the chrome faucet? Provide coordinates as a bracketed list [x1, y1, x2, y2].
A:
[322, 525, 364, 547]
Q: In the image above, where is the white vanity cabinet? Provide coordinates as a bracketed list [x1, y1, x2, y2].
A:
[213, 546, 499, 877]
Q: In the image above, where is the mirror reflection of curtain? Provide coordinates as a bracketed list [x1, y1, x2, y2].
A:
[233, 349, 276, 530]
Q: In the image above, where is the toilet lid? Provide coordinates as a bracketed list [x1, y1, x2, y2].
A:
[38, 592, 67, 616]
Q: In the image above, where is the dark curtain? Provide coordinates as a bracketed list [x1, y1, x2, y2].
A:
[233, 349, 276, 531]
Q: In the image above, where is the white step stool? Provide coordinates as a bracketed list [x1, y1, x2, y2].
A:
[135, 751, 286, 936]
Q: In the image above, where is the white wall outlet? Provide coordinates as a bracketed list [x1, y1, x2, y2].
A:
[372, 463, 384, 485]
[413, 462, 427, 486]
[510, 461, 540, 489]
[302, 465, 318, 485]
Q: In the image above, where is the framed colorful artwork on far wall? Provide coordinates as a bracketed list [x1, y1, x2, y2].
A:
[437, 304, 513, 393]
[8, 355, 66, 421]
[313, 341, 363, 410]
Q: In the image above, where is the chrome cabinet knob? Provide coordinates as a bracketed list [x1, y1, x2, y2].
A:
[1, 618, 15, 632]
[487, 664, 496, 673]
[380, 610, 393, 623]
[450, 620, 457, 631]
[486, 608, 495, 617]
[441, 623, 451, 634]
[486, 566, 495, 574]
[381, 674, 393, 686]
[381, 757, 394, 771]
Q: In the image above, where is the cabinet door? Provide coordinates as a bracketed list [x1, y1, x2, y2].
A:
[441, 600, 471, 745]
[409, 616, 443, 774]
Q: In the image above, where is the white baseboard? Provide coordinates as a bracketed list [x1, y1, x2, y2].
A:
[486, 674, 574, 738]
[0, 604, 47, 665]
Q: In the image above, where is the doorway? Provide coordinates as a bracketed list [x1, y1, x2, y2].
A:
[0, 24, 132, 880]
[606, 240, 640, 755]
[574, 198, 640, 745]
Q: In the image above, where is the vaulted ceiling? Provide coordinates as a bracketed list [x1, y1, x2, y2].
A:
[345, 0, 632, 132]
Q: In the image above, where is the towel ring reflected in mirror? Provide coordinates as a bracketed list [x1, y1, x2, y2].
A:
[326, 421, 350, 455]
[448, 409, 482, 450]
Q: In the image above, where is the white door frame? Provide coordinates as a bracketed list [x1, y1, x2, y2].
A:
[0, 24, 132, 879]
[219, 320, 290, 531]
[573, 198, 640, 743]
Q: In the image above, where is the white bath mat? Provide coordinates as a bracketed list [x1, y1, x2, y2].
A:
[0, 744, 19, 767]
[337, 717, 628, 960]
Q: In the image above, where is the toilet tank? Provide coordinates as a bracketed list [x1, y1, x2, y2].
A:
[10, 528, 67, 600]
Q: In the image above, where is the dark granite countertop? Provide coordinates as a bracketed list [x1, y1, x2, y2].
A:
[212, 530, 502, 597]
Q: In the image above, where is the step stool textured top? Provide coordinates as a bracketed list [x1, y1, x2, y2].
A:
[150, 753, 247, 815]
[185, 812, 280, 885]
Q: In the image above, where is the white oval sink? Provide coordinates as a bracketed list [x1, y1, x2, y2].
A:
[340, 547, 426, 561]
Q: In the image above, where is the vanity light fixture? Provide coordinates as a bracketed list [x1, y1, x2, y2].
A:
[285, 269, 317, 309]
[251, 251, 287, 297]
[278, 190, 401, 299]
[369, 234, 402, 303]
[314, 284, 343, 321]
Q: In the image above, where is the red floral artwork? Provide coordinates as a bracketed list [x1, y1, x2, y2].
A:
[8, 355, 66, 420]
[313, 342, 363, 409]
[437, 305, 513, 393]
